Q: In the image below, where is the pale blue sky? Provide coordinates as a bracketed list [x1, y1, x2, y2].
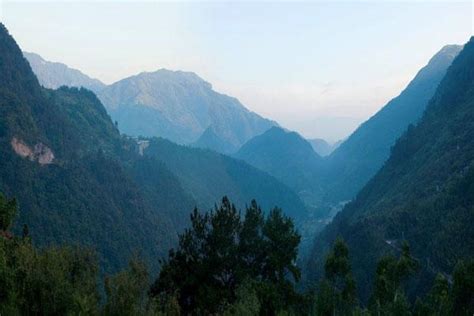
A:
[1, 1, 472, 141]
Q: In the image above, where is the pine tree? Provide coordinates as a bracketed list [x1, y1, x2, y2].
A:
[150, 197, 302, 315]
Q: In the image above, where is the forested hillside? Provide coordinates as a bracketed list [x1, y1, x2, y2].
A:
[308, 38, 474, 301]
[142, 137, 308, 220]
[0, 24, 196, 273]
[324, 45, 462, 203]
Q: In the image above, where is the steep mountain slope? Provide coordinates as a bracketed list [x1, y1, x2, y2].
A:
[308, 38, 474, 301]
[23, 52, 105, 92]
[307, 138, 341, 156]
[0, 24, 195, 273]
[142, 137, 308, 220]
[235, 127, 323, 208]
[324, 45, 462, 203]
[97, 69, 276, 151]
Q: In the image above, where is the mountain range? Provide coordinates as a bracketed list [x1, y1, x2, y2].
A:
[13, 23, 474, 305]
[14, 22, 474, 301]
[235, 44, 462, 213]
[24, 53, 276, 154]
[0, 24, 306, 274]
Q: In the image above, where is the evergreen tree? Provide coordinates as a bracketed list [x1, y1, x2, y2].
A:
[150, 197, 302, 315]
[317, 237, 357, 316]
[370, 242, 418, 315]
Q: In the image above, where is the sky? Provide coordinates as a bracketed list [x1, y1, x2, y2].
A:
[1, 1, 472, 142]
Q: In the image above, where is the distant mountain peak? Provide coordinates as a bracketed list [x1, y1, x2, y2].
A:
[130, 68, 213, 89]
[437, 44, 463, 58]
[98, 68, 276, 150]
[23, 51, 106, 92]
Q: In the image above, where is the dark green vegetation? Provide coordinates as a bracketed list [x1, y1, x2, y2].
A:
[0, 24, 303, 275]
[3, 192, 472, 315]
[311, 239, 474, 316]
[151, 197, 302, 314]
[308, 38, 474, 303]
[145, 137, 307, 220]
[0, 193, 183, 315]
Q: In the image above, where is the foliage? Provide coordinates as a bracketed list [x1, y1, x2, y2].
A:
[0, 193, 99, 315]
[315, 238, 356, 316]
[150, 197, 302, 315]
[104, 258, 149, 316]
[0, 193, 16, 231]
[369, 242, 418, 315]
[0, 192, 185, 315]
[451, 260, 474, 315]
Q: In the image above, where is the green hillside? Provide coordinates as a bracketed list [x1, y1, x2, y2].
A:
[308, 38, 474, 301]
[0, 24, 195, 273]
[143, 137, 308, 220]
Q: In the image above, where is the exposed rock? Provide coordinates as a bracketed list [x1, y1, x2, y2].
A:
[11, 137, 33, 159]
[34, 143, 55, 165]
[11, 137, 54, 165]
[137, 140, 149, 156]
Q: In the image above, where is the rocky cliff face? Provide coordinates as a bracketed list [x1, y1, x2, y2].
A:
[11, 138, 55, 165]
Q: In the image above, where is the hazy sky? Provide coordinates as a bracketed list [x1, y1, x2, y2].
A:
[1, 1, 472, 141]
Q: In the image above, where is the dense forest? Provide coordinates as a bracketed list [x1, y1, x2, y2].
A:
[2, 194, 473, 315]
